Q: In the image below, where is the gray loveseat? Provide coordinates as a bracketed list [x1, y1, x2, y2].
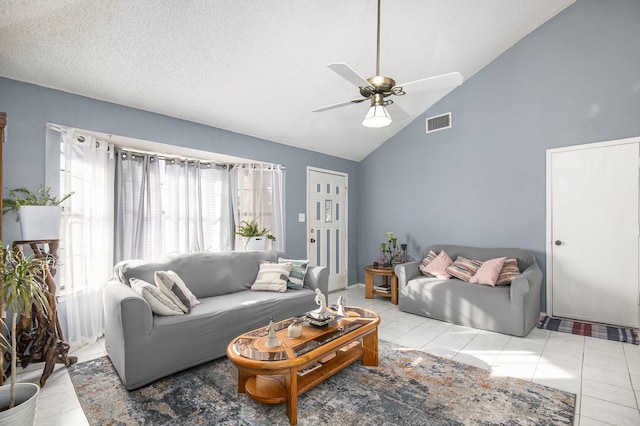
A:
[104, 250, 328, 390]
[394, 244, 542, 337]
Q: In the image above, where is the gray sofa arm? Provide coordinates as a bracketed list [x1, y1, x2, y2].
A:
[509, 263, 543, 301]
[303, 265, 329, 298]
[509, 262, 543, 335]
[104, 280, 153, 336]
[103, 280, 154, 383]
[395, 261, 421, 290]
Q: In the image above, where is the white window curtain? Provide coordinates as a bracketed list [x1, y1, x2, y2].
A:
[114, 149, 163, 262]
[163, 158, 231, 254]
[115, 149, 232, 261]
[60, 131, 115, 346]
[231, 164, 285, 252]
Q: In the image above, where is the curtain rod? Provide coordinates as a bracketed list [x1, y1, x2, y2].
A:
[117, 148, 228, 169]
[48, 123, 285, 170]
[118, 149, 284, 170]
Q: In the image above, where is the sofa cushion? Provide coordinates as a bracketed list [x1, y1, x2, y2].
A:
[423, 250, 453, 279]
[130, 278, 184, 316]
[251, 262, 292, 292]
[154, 270, 200, 312]
[418, 250, 438, 276]
[148, 288, 319, 356]
[278, 258, 308, 290]
[446, 256, 482, 281]
[114, 251, 282, 298]
[401, 275, 513, 330]
[470, 257, 506, 286]
[153, 288, 318, 328]
[496, 258, 521, 285]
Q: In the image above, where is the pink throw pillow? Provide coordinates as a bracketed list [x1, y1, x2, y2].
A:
[424, 250, 453, 279]
[470, 257, 506, 286]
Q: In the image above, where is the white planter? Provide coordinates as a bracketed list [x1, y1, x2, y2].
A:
[18, 206, 62, 240]
[0, 382, 39, 426]
[245, 236, 267, 251]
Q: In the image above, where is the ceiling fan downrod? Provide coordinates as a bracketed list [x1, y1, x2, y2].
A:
[376, 0, 381, 77]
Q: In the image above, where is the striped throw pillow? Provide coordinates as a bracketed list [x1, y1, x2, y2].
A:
[278, 258, 308, 290]
[154, 270, 199, 313]
[446, 256, 482, 281]
[418, 250, 438, 276]
[496, 258, 521, 285]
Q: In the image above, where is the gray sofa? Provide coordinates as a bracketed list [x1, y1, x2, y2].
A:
[104, 250, 328, 390]
[394, 244, 542, 337]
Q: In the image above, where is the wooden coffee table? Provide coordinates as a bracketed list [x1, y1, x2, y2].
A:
[226, 306, 380, 425]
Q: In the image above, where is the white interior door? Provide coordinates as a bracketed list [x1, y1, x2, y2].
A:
[547, 140, 639, 327]
[307, 168, 348, 292]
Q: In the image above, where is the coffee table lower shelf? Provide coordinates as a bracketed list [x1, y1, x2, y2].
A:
[244, 342, 364, 403]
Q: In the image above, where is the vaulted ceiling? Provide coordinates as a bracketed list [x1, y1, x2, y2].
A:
[1, 0, 574, 161]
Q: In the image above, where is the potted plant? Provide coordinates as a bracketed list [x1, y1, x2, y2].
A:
[2, 186, 74, 240]
[0, 244, 50, 424]
[235, 218, 276, 250]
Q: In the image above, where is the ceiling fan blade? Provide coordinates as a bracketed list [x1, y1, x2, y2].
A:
[395, 72, 464, 92]
[327, 62, 373, 88]
[312, 98, 368, 113]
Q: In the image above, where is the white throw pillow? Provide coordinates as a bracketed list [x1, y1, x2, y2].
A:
[251, 261, 292, 293]
[155, 270, 200, 310]
[130, 278, 184, 316]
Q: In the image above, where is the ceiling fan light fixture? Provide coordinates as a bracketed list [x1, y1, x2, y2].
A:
[362, 104, 392, 128]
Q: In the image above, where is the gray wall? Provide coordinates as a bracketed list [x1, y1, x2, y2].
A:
[0, 77, 360, 284]
[3, 0, 640, 312]
[357, 0, 640, 310]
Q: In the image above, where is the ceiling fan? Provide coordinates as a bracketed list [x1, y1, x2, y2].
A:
[313, 0, 464, 128]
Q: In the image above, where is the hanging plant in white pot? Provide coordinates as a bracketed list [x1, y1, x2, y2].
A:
[235, 218, 276, 251]
[2, 186, 74, 240]
[0, 244, 51, 424]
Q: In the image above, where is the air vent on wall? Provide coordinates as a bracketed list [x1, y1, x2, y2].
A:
[426, 112, 451, 133]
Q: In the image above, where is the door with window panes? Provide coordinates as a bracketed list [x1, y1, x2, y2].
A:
[307, 168, 348, 292]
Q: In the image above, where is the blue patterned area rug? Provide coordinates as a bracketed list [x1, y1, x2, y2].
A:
[68, 340, 575, 425]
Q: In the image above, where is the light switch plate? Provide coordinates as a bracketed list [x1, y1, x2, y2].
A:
[298, 213, 305, 222]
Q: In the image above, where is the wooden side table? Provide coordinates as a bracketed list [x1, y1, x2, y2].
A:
[364, 265, 398, 305]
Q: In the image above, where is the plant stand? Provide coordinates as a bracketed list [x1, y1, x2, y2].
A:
[1, 240, 77, 387]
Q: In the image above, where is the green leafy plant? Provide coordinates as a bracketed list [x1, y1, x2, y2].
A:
[235, 218, 276, 248]
[2, 186, 74, 216]
[0, 244, 51, 410]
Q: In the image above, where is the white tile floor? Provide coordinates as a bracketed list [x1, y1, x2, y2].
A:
[7, 284, 640, 425]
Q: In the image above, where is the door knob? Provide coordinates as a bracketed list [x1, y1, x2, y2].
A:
[555, 240, 562, 246]
[310, 238, 316, 243]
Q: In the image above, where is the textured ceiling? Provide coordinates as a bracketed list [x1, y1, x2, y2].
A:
[0, 0, 574, 161]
